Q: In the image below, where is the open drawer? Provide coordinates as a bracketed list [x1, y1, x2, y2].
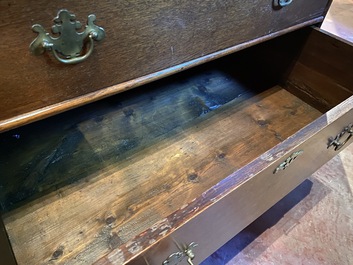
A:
[0, 27, 352, 265]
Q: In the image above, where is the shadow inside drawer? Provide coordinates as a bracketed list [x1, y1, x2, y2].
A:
[0, 51, 279, 212]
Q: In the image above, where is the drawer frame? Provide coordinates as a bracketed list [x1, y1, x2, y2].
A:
[0, 26, 353, 265]
[4, 7, 353, 264]
[2, 27, 353, 265]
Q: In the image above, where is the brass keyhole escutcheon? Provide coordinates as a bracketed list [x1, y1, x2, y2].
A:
[30, 9, 105, 64]
[273, 150, 304, 174]
[328, 124, 353, 151]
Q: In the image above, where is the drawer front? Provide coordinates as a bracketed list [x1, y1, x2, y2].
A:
[95, 97, 353, 265]
[0, 0, 330, 131]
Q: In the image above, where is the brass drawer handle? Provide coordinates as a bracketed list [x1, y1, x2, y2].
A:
[163, 242, 198, 265]
[328, 124, 353, 151]
[30, 9, 105, 64]
[273, 150, 304, 174]
[279, 0, 293, 7]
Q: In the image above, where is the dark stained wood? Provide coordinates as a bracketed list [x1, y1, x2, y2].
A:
[0, 0, 330, 131]
[285, 28, 353, 111]
[0, 18, 323, 134]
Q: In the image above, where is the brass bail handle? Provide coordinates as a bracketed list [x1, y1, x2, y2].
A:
[30, 9, 105, 64]
[187, 257, 195, 265]
[163, 242, 198, 265]
[185, 245, 196, 265]
[328, 124, 353, 151]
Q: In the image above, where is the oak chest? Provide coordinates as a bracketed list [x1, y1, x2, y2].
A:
[1, 1, 353, 264]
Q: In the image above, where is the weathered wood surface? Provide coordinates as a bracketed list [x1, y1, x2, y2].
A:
[123, 102, 353, 265]
[0, 0, 330, 130]
[2, 83, 322, 265]
[0, 57, 265, 213]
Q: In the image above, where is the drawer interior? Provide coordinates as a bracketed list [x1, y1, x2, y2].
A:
[1, 27, 352, 265]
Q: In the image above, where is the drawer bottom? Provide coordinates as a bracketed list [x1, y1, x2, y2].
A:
[2, 84, 322, 265]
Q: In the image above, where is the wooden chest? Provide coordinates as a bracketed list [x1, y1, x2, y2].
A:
[1, 1, 353, 264]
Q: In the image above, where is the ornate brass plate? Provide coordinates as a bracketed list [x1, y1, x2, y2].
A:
[273, 150, 304, 174]
[30, 9, 105, 64]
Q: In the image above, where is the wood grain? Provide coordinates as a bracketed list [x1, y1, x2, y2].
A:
[2, 86, 322, 265]
[0, 0, 330, 130]
[124, 100, 353, 265]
